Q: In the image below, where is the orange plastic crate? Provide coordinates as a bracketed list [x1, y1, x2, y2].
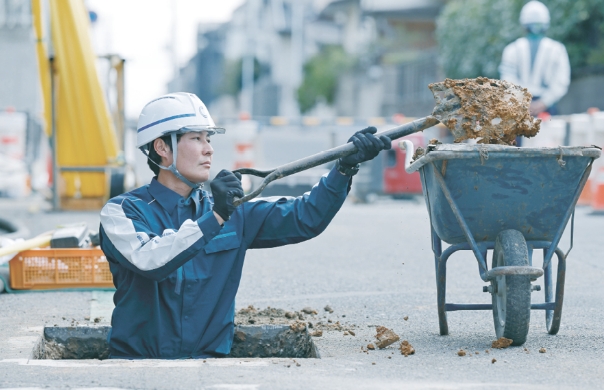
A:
[9, 248, 114, 290]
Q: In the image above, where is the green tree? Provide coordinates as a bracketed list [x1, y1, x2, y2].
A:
[437, 0, 604, 79]
[297, 45, 355, 113]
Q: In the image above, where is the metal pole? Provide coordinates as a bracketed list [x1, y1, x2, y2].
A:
[289, 0, 304, 117]
[116, 57, 126, 151]
[170, 0, 179, 91]
[50, 57, 60, 211]
[241, 0, 256, 116]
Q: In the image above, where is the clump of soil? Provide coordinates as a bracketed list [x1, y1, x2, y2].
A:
[492, 358, 497, 364]
[429, 77, 540, 145]
[457, 349, 466, 357]
[375, 326, 400, 349]
[399, 340, 415, 356]
[367, 343, 375, 350]
[491, 337, 513, 349]
[539, 347, 547, 353]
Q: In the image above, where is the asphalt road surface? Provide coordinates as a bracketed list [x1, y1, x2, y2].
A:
[0, 195, 603, 389]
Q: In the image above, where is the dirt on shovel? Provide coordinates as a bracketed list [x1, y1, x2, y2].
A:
[429, 77, 541, 145]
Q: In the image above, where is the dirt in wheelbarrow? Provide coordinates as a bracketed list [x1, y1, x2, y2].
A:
[428, 77, 541, 145]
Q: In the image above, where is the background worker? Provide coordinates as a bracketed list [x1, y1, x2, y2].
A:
[499, 1, 570, 144]
[99, 92, 391, 359]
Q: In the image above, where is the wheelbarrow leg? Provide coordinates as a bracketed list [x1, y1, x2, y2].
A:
[543, 249, 554, 331]
[546, 248, 566, 335]
[432, 228, 448, 335]
[432, 227, 442, 277]
[437, 257, 449, 335]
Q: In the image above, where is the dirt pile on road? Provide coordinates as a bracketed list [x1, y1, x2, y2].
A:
[429, 77, 540, 145]
[235, 305, 299, 326]
[234, 305, 356, 336]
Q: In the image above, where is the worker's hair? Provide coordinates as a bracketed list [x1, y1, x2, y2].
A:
[146, 133, 183, 175]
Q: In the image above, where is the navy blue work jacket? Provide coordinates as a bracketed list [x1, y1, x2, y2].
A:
[99, 168, 350, 359]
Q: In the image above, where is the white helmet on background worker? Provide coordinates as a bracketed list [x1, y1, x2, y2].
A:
[519, 1, 550, 26]
[136, 92, 225, 188]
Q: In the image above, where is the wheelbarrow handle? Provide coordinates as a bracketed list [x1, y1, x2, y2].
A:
[232, 116, 440, 206]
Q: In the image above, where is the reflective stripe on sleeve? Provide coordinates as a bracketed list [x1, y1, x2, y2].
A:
[100, 202, 204, 271]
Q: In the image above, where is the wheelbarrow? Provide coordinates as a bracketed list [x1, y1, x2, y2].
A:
[400, 142, 601, 345]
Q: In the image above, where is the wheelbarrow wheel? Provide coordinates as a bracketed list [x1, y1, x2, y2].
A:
[491, 229, 531, 346]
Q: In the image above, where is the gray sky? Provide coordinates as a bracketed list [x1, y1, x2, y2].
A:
[86, 0, 245, 119]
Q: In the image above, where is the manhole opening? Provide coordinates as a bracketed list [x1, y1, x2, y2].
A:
[32, 325, 320, 360]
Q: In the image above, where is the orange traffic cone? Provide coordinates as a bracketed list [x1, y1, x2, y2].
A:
[578, 178, 593, 206]
[591, 168, 604, 213]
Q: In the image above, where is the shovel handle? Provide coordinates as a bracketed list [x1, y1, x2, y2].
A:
[232, 116, 439, 206]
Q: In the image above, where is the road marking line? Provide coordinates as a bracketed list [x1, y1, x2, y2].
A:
[0, 358, 268, 368]
[2, 388, 132, 390]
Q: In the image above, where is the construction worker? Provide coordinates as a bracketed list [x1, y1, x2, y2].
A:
[499, 1, 570, 144]
[99, 92, 391, 359]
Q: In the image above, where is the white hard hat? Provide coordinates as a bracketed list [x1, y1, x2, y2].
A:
[136, 92, 224, 149]
[519, 1, 550, 26]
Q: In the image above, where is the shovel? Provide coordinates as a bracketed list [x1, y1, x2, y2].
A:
[232, 77, 536, 206]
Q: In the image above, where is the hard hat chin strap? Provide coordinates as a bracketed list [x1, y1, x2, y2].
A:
[166, 133, 203, 189]
[141, 132, 204, 190]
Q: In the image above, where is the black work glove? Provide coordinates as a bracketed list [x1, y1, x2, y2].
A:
[340, 127, 392, 167]
[210, 170, 244, 222]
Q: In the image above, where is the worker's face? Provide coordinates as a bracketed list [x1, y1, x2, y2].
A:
[174, 131, 214, 183]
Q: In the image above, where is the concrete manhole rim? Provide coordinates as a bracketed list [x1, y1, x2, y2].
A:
[35, 324, 320, 360]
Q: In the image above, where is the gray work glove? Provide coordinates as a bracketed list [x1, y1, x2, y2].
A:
[210, 170, 244, 221]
